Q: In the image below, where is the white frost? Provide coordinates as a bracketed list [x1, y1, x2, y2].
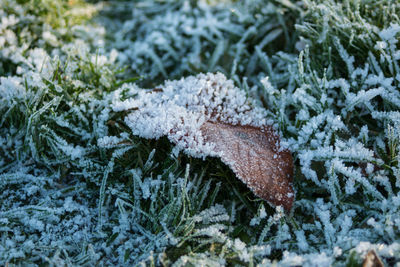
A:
[113, 72, 269, 158]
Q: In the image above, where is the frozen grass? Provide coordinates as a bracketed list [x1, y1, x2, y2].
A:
[1, 0, 400, 266]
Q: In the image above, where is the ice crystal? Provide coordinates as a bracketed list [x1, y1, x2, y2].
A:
[113, 72, 269, 157]
[2, 0, 400, 266]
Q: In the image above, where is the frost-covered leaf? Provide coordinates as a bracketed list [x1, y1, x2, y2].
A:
[115, 72, 294, 210]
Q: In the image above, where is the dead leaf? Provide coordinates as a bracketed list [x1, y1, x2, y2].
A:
[115, 73, 295, 212]
[200, 121, 294, 211]
[362, 250, 384, 267]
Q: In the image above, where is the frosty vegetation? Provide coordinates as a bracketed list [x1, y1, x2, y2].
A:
[1, 0, 400, 266]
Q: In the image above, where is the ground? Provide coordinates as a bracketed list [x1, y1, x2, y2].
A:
[1, 0, 400, 266]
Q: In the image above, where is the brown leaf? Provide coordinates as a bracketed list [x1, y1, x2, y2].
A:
[116, 73, 295, 212]
[200, 121, 294, 211]
[362, 250, 384, 267]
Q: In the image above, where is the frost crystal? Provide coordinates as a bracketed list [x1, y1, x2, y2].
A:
[113, 72, 269, 158]
[3, 0, 400, 265]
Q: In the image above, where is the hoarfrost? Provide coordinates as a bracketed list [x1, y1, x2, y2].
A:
[113, 72, 269, 158]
